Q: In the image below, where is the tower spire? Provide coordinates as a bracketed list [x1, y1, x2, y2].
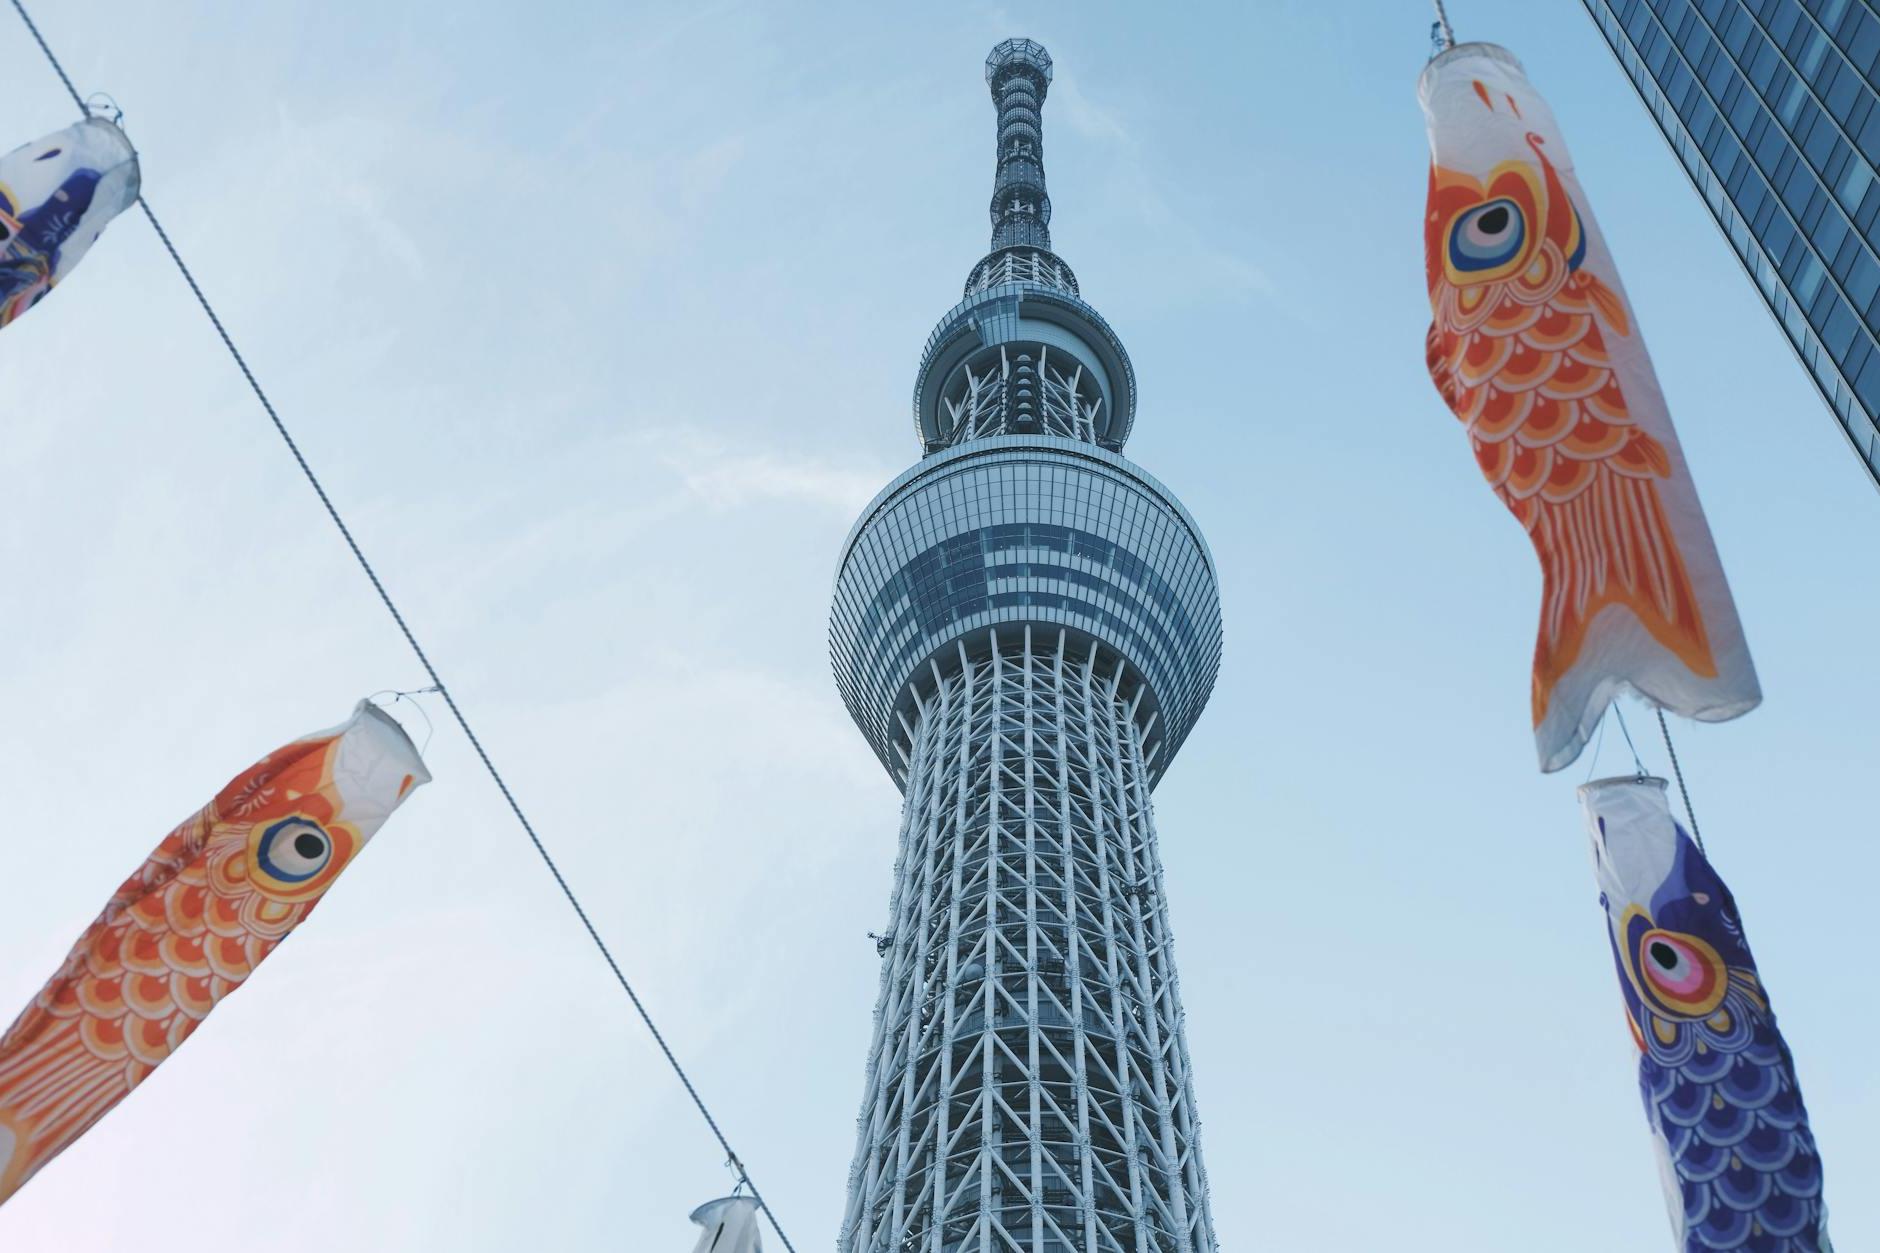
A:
[916, 38, 1136, 454]
[985, 38, 1054, 252]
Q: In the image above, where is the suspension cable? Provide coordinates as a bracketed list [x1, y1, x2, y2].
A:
[1431, 0, 1457, 51]
[1612, 702, 1648, 778]
[1656, 707, 1706, 856]
[6, 3, 797, 1246]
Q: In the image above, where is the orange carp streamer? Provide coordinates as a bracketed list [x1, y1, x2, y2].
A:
[1419, 43, 1759, 771]
[0, 702, 428, 1204]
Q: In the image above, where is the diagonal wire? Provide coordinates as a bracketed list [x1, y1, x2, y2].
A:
[8, 2, 797, 1246]
[7, 0, 79, 109]
[1431, 0, 1457, 51]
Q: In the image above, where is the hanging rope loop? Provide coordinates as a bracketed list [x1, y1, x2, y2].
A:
[1612, 702, 1649, 779]
[367, 686, 441, 755]
[82, 91, 122, 123]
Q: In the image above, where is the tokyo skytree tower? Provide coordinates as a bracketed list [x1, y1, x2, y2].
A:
[830, 39, 1223, 1253]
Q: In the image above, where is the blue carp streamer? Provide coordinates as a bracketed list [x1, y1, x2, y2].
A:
[0, 117, 139, 329]
[1582, 776, 1829, 1252]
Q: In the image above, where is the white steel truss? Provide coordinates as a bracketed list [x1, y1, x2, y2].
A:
[939, 344, 1104, 447]
[841, 627, 1217, 1253]
[964, 248, 1081, 298]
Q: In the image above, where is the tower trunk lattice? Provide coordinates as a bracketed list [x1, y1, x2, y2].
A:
[833, 40, 1222, 1253]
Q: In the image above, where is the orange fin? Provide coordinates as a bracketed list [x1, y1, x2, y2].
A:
[1528, 470, 1717, 725]
[1584, 274, 1630, 336]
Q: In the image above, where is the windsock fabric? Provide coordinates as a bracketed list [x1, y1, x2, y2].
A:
[1582, 777, 1829, 1252]
[1421, 43, 1759, 772]
[690, 1196, 763, 1253]
[0, 117, 140, 330]
[0, 702, 429, 1205]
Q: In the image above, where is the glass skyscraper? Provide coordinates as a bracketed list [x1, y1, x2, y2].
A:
[1582, 0, 1880, 488]
[832, 39, 1222, 1253]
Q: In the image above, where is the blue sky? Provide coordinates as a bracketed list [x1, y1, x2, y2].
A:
[0, 0, 1874, 1248]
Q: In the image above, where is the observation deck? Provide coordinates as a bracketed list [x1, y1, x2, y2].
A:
[831, 435, 1220, 789]
[833, 35, 1219, 791]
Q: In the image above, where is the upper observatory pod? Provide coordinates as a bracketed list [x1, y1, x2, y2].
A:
[911, 38, 1137, 455]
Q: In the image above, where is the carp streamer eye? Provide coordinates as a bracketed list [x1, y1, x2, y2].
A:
[1448, 198, 1528, 275]
[255, 816, 334, 884]
[1636, 927, 1730, 1019]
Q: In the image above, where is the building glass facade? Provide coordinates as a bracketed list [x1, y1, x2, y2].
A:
[830, 435, 1219, 789]
[834, 40, 1221, 1253]
[1582, 0, 1880, 487]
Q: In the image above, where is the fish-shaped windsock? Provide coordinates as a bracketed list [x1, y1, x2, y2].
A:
[0, 117, 140, 330]
[690, 1196, 763, 1253]
[0, 702, 429, 1205]
[1420, 44, 1759, 771]
[1582, 777, 1829, 1252]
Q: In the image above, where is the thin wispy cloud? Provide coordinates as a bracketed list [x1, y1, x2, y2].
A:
[641, 427, 890, 513]
[681, 451, 885, 512]
[1045, 64, 1276, 304]
[1051, 70, 1133, 145]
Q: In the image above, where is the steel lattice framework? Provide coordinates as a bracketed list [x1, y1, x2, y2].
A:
[843, 630, 1215, 1253]
[835, 39, 1221, 1253]
[938, 344, 1104, 447]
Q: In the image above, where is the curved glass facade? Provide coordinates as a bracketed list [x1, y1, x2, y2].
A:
[831, 434, 1220, 787]
[1584, 0, 1880, 487]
